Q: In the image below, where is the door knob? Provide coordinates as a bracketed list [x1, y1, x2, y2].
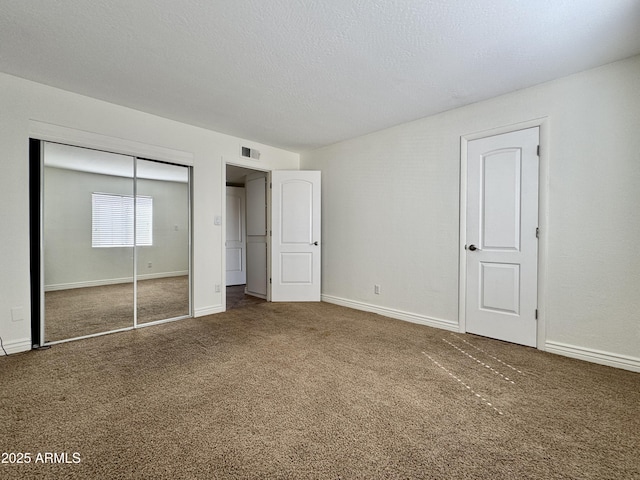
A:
[312, 241, 319, 246]
[467, 244, 478, 251]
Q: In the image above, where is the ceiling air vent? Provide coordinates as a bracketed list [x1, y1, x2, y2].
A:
[241, 146, 260, 160]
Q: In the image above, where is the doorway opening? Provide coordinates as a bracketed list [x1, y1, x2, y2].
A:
[224, 163, 322, 310]
[225, 164, 270, 310]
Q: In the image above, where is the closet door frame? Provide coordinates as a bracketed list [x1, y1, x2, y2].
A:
[29, 126, 194, 348]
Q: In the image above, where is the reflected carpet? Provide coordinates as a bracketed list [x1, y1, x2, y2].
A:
[44, 276, 189, 342]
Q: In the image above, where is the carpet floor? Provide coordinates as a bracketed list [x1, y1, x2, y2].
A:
[1, 301, 638, 479]
[226, 285, 267, 310]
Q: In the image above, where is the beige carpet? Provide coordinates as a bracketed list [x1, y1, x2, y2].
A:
[226, 284, 266, 310]
[1, 301, 638, 479]
[44, 276, 189, 342]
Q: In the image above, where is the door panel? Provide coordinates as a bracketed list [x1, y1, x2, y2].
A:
[271, 171, 321, 302]
[480, 262, 520, 314]
[42, 142, 135, 343]
[247, 242, 267, 296]
[246, 176, 267, 236]
[466, 128, 538, 347]
[482, 149, 521, 250]
[281, 181, 313, 243]
[225, 186, 246, 286]
[281, 253, 313, 283]
[136, 159, 190, 324]
[226, 249, 242, 273]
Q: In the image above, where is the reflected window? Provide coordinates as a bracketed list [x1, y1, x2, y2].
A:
[92, 193, 153, 247]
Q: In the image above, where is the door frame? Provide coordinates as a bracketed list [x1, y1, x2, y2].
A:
[29, 122, 195, 347]
[458, 118, 549, 350]
[222, 161, 272, 310]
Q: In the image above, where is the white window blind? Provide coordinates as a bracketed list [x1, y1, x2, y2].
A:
[92, 193, 153, 247]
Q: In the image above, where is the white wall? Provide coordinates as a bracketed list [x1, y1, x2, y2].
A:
[0, 72, 299, 354]
[301, 55, 640, 370]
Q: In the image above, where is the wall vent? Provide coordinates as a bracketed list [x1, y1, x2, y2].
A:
[241, 146, 260, 160]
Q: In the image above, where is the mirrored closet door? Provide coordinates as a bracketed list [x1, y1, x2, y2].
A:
[135, 159, 191, 324]
[40, 142, 191, 345]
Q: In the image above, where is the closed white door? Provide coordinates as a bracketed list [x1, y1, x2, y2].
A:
[225, 186, 246, 286]
[271, 171, 321, 302]
[465, 128, 539, 347]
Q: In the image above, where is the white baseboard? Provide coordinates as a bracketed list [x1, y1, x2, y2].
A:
[45, 271, 189, 291]
[194, 305, 225, 317]
[0, 337, 32, 355]
[137, 271, 188, 281]
[545, 341, 640, 373]
[322, 294, 459, 332]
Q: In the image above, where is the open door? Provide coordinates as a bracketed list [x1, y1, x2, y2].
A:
[271, 171, 321, 302]
[245, 172, 268, 298]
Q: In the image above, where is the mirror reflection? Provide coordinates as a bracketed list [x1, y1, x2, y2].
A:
[42, 143, 191, 343]
[136, 159, 190, 324]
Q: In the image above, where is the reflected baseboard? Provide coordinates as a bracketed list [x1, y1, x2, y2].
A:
[45, 271, 189, 291]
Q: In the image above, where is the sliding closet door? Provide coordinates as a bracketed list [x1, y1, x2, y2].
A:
[43, 143, 135, 343]
[135, 159, 191, 324]
[40, 144, 192, 344]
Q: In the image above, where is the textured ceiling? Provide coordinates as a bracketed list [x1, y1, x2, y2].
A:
[1, 1, 640, 152]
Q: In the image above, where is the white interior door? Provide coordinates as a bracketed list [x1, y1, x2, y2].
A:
[271, 170, 321, 302]
[465, 127, 539, 347]
[225, 186, 246, 286]
[245, 173, 268, 298]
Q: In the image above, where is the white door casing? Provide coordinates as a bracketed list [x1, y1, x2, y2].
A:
[465, 127, 539, 347]
[225, 186, 246, 286]
[271, 170, 321, 302]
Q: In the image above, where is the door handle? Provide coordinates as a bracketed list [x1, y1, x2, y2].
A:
[311, 241, 319, 246]
[467, 244, 479, 251]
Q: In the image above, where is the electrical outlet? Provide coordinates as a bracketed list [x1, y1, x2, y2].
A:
[374, 284, 380, 295]
[147, 262, 152, 268]
[215, 284, 221, 293]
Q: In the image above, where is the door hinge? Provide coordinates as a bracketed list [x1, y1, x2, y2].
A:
[269, 230, 272, 236]
[270, 182, 272, 189]
[536, 145, 540, 156]
[536, 227, 540, 238]
[535, 309, 538, 320]
[269, 278, 272, 284]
